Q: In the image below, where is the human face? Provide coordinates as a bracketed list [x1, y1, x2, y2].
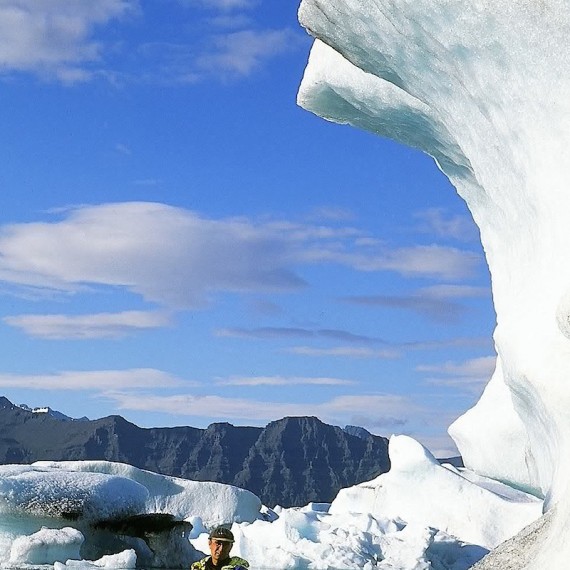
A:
[209, 538, 233, 565]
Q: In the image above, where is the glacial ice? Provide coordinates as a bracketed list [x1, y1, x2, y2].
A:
[33, 460, 262, 528]
[297, 0, 570, 566]
[2, 0, 568, 566]
[329, 436, 541, 549]
[0, 443, 541, 569]
[0, 461, 260, 567]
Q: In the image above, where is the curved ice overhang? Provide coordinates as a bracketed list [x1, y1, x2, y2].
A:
[297, 2, 570, 566]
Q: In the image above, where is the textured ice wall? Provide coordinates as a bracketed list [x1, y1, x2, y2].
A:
[297, 1, 570, 566]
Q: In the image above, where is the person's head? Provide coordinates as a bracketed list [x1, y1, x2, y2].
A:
[208, 526, 234, 565]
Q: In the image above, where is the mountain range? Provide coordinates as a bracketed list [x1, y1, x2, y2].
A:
[0, 396, 390, 507]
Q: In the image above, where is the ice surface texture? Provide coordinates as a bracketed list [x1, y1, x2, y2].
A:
[297, 0, 570, 567]
[0, 448, 541, 568]
[0, 461, 260, 567]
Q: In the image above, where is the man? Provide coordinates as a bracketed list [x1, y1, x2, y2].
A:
[191, 526, 249, 570]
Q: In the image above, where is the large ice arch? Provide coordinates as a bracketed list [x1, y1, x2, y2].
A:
[296, 1, 570, 567]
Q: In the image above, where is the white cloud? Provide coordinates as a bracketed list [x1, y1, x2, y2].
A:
[4, 310, 172, 339]
[102, 390, 426, 432]
[405, 336, 494, 351]
[418, 284, 489, 299]
[286, 346, 400, 359]
[103, 390, 464, 456]
[418, 356, 496, 392]
[0, 368, 186, 390]
[302, 244, 481, 281]
[356, 245, 480, 280]
[135, 25, 307, 84]
[196, 29, 303, 76]
[0, 0, 136, 81]
[0, 202, 306, 308]
[418, 355, 496, 377]
[178, 0, 257, 10]
[414, 207, 479, 242]
[0, 202, 483, 309]
[216, 375, 355, 386]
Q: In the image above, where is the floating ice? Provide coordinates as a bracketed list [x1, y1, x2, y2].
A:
[0, 464, 148, 521]
[54, 549, 137, 569]
[9, 527, 84, 565]
[34, 460, 262, 527]
[0, 461, 260, 568]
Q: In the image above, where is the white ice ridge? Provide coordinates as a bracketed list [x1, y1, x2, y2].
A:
[0, 461, 261, 567]
[329, 436, 541, 550]
[297, 1, 570, 567]
[31, 460, 261, 527]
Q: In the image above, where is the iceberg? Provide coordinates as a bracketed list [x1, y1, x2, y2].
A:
[297, 0, 570, 566]
[0, 461, 261, 568]
[0, 444, 541, 569]
[329, 436, 541, 550]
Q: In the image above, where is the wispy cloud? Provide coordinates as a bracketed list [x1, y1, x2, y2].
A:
[103, 390, 426, 433]
[0, 0, 136, 82]
[220, 326, 491, 358]
[178, 0, 257, 10]
[307, 206, 356, 222]
[418, 356, 496, 393]
[196, 29, 303, 77]
[346, 246, 480, 280]
[216, 326, 388, 344]
[101, 389, 461, 455]
[0, 1, 302, 85]
[216, 375, 355, 386]
[0, 202, 482, 310]
[115, 143, 132, 156]
[216, 327, 315, 340]
[4, 310, 172, 339]
[300, 243, 481, 281]
[413, 208, 479, 242]
[0, 368, 187, 390]
[419, 284, 490, 299]
[405, 336, 494, 351]
[285, 346, 400, 359]
[343, 284, 490, 323]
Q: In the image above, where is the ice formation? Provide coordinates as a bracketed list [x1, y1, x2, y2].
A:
[297, 0, 570, 567]
[0, 461, 260, 567]
[329, 436, 541, 549]
[0, 446, 542, 569]
[33, 460, 261, 528]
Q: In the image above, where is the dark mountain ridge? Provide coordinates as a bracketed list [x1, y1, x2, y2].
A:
[0, 396, 390, 507]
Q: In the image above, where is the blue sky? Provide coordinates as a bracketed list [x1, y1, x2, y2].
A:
[0, 0, 496, 456]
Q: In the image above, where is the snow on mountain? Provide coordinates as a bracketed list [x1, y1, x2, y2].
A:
[18, 403, 89, 422]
